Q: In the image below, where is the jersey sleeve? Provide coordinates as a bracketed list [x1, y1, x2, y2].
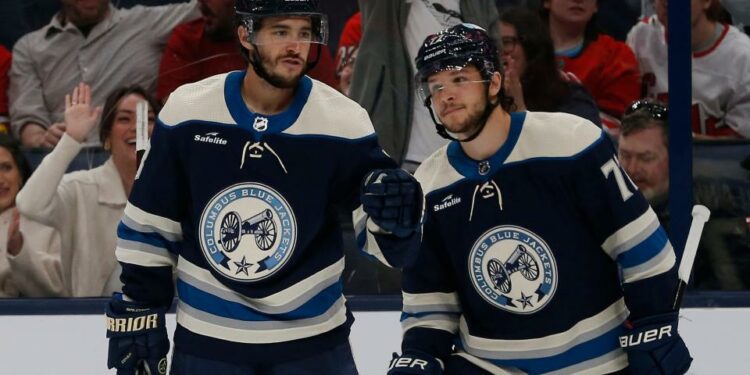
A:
[399, 212, 460, 361]
[115, 120, 187, 307]
[571, 132, 677, 318]
[342, 109, 419, 268]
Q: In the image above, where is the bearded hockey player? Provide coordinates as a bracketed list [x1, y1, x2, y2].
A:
[388, 23, 692, 374]
[104, 1, 422, 373]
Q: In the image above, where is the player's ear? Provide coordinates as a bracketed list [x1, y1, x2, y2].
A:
[488, 71, 502, 98]
[238, 26, 253, 51]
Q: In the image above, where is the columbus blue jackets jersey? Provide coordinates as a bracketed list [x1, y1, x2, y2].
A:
[403, 112, 676, 374]
[115, 71, 405, 363]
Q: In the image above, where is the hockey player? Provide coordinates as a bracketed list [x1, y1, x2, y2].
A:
[388, 23, 692, 374]
[104, 1, 422, 373]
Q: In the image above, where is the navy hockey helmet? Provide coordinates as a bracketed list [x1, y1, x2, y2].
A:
[414, 23, 501, 105]
[235, 0, 329, 45]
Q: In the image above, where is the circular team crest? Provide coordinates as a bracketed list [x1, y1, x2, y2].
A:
[199, 183, 297, 282]
[468, 226, 557, 314]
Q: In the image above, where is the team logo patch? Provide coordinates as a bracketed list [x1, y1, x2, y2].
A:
[468, 226, 557, 314]
[199, 183, 297, 282]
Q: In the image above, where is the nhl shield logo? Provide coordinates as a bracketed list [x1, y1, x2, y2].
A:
[468, 226, 557, 314]
[199, 183, 297, 282]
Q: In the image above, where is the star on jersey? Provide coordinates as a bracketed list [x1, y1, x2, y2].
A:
[516, 292, 534, 310]
[234, 256, 252, 276]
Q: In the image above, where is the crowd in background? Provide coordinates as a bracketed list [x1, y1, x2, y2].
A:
[0, 0, 748, 297]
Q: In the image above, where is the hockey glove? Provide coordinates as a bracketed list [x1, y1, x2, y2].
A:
[619, 312, 692, 375]
[361, 169, 423, 238]
[387, 350, 443, 375]
[106, 293, 169, 375]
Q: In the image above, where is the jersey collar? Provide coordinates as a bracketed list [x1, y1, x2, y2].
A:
[447, 111, 526, 181]
[224, 70, 312, 139]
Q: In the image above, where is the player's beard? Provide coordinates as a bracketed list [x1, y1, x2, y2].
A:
[253, 50, 306, 89]
[441, 97, 489, 141]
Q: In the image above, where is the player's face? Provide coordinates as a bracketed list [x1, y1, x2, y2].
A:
[499, 22, 527, 77]
[428, 66, 492, 137]
[544, 0, 598, 27]
[199, 0, 236, 39]
[246, 17, 313, 88]
[60, 0, 109, 27]
[618, 126, 669, 201]
[0, 147, 22, 214]
[107, 94, 155, 168]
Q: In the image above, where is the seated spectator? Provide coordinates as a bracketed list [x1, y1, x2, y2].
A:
[618, 99, 670, 226]
[0, 45, 10, 133]
[0, 135, 63, 297]
[157, 0, 337, 103]
[9, 0, 199, 148]
[542, 0, 641, 134]
[498, 6, 601, 126]
[16, 83, 158, 297]
[627, 0, 750, 138]
[335, 12, 361, 96]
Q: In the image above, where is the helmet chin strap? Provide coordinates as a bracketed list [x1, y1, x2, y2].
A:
[427, 90, 498, 143]
[248, 42, 322, 89]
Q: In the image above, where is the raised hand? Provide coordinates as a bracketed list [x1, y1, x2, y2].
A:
[64, 82, 102, 143]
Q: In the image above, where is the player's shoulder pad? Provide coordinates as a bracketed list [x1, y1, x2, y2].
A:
[414, 144, 464, 196]
[505, 111, 604, 164]
[158, 72, 236, 127]
[283, 79, 375, 140]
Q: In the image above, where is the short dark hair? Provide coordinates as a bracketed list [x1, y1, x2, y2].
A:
[0, 134, 31, 185]
[620, 109, 669, 147]
[99, 86, 161, 146]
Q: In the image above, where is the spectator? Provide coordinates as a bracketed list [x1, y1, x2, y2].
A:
[335, 11, 361, 96]
[156, 0, 338, 104]
[542, 0, 641, 134]
[9, 0, 198, 148]
[627, 0, 750, 138]
[0, 45, 9, 134]
[16, 83, 159, 297]
[0, 135, 63, 297]
[618, 99, 670, 226]
[498, 6, 601, 125]
[349, 0, 498, 172]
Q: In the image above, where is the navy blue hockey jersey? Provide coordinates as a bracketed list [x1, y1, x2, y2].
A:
[115, 71, 404, 363]
[404, 112, 676, 374]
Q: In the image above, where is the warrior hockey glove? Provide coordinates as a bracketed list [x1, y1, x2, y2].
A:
[387, 351, 442, 375]
[106, 293, 169, 375]
[619, 312, 692, 375]
[361, 169, 423, 238]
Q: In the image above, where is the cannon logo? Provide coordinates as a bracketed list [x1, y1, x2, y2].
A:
[199, 183, 297, 282]
[467, 226, 557, 314]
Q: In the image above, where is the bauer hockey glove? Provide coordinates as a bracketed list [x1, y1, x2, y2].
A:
[361, 169, 423, 238]
[387, 350, 443, 375]
[106, 293, 169, 375]
[619, 311, 692, 375]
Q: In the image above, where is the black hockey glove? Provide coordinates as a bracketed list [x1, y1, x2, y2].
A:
[361, 169, 423, 238]
[106, 293, 169, 375]
[387, 351, 442, 375]
[619, 312, 692, 375]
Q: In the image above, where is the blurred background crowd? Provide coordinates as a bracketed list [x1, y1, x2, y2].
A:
[0, 0, 748, 298]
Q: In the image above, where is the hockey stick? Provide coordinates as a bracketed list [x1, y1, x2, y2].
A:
[136, 100, 149, 169]
[672, 205, 711, 310]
